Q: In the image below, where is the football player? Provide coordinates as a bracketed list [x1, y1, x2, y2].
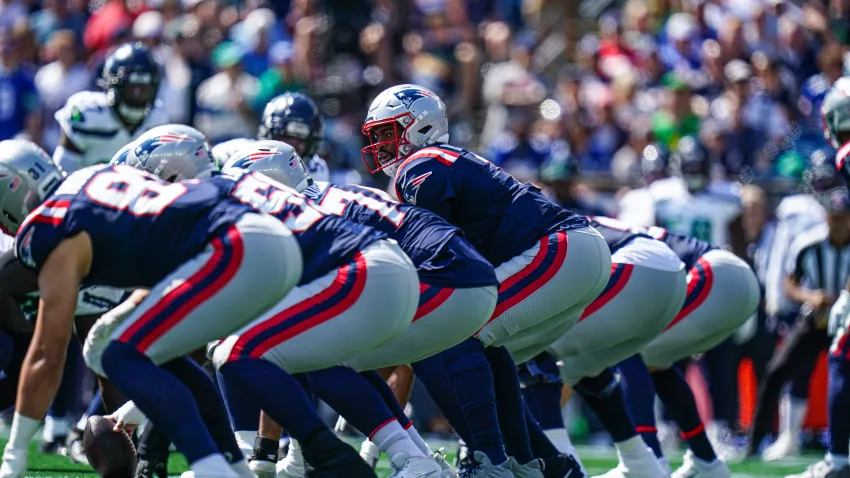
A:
[620, 224, 758, 477]
[361, 84, 612, 475]
[212, 138, 255, 171]
[520, 215, 687, 478]
[258, 92, 329, 182]
[122, 134, 428, 477]
[617, 143, 688, 228]
[0, 139, 310, 478]
[52, 42, 167, 174]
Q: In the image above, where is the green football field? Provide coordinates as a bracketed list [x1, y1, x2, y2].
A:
[0, 437, 827, 477]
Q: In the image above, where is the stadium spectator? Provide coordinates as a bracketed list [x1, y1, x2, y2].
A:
[29, 0, 87, 46]
[0, 30, 40, 143]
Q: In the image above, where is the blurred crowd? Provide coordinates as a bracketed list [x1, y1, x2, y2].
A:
[5, 0, 850, 443]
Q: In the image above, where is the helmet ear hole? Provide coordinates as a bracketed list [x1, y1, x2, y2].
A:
[2, 210, 18, 226]
[418, 125, 432, 135]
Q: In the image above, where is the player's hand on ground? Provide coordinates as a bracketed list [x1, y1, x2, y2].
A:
[0, 443, 28, 478]
[808, 290, 834, 311]
[105, 400, 145, 434]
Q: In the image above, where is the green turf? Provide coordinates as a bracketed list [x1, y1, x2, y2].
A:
[2, 437, 826, 477]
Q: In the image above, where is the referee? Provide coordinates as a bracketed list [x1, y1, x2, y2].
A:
[748, 187, 850, 467]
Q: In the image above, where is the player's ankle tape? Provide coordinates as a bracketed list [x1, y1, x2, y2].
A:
[253, 436, 279, 462]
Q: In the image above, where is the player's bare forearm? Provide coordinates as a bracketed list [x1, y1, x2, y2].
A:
[259, 411, 284, 440]
[17, 234, 91, 420]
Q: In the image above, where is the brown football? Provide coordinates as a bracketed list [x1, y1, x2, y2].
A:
[83, 415, 137, 478]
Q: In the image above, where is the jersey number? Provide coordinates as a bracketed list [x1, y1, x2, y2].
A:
[231, 174, 322, 233]
[84, 169, 187, 215]
[320, 186, 406, 228]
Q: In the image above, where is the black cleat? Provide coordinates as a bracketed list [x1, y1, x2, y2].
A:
[65, 427, 89, 465]
[541, 454, 585, 478]
[135, 458, 168, 478]
[39, 435, 68, 456]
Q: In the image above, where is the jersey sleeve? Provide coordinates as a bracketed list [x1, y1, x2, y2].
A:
[305, 155, 330, 182]
[54, 91, 119, 152]
[14, 219, 62, 273]
[394, 158, 454, 219]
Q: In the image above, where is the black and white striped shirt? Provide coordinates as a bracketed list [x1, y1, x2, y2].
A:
[787, 223, 850, 297]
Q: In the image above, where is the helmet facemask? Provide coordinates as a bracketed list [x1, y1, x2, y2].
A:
[361, 112, 416, 177]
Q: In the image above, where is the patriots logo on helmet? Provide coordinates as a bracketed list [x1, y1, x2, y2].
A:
[133, 134, 192, 166]
[394, 88, 437, 109]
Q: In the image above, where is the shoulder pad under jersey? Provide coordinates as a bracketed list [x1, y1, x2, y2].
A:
[55, 91, 120, 150]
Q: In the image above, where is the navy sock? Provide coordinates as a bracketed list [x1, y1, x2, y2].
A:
[160, 358, 244, 462]
[828, 352, 850, 456]
[218, 359, 324, 441]
[412, 357, 472, 443]
[309, 366, 398, 437]
[360, 370, 411, 428]
[519, 352, 565, 431]
[485, 346, 533, 463]
[217, 369, 261, 432]
[652, 367, 716, 462]
[617, 355, 663, 458]
[85, 391, 105, 418]
[50, 340, 81, 420]
[523, 400, 561, 458]
[0, 329, 13, 371]
[574, 368, 637, 443]
[101, 342, 218, 463]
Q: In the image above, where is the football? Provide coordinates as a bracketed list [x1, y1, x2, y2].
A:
[83, 415, 137, 478]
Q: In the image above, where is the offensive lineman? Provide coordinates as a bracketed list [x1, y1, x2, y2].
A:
[53, 43, 167, 174]
[360, 83, 612, 475]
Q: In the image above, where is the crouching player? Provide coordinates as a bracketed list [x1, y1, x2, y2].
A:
[0, 140, 305, 478]
[520, 215, 687, 478]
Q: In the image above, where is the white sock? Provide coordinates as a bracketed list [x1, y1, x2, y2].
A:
[234, 430, 257, 458]
[788, 398, 808, 435]
[406, 425, 432, 455]
[42, 416, 71, 441]
[371, 419, 425, 458]
[828, 453, 849, 470]
[75, 414, 88, 431]
[9, 413, 40, 450]
[230, 459, 255, 478]
[282, 439, 304, 468]
[615, 435, 650, 456]
[544, 428, 585, 473]
[191, 454, 239, 477]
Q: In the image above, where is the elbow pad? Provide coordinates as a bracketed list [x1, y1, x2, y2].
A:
[53, 145, 85, 175]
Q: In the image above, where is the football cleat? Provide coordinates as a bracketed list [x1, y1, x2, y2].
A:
[507, 457, 545, 478]
[387, 452, 445, 478]
[458, 451, 514, 478]
[38, 436, 68, 456]
[671, 450, 730, 478]
[762, 432, 800, 462]
[135, 458, 168, 478]
[592, 446, 670, 478]
[65, 427, 89, 466]
[785, 461, 850, 478]
[277, 439, 307, 478]
[360, 440, 381, 470]
[248, 459, 276, 478]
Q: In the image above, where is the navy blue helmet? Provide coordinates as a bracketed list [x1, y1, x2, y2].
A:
[806, 148, 843, 193]
[671, 136, 710, 191]
[98, 43, 161, 125]
[258, 92, 323, 157]
[639, 143, 670, 183]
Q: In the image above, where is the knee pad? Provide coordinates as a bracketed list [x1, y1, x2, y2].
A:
[518, 352, 562, 388]
[574, 368, 619, 399]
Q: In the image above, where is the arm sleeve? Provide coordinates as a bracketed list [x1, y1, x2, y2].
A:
[394, 161, 454, 219]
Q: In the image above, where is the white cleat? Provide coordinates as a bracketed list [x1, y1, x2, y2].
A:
[248, 460, 276, 478]
[784, 460, 850, 478]
[360, 439, 381, 470]
[657, 422, 682, 457]
[388, 452, 445, 478]
[592, 448, 670, 478]
[433, 448, 459, 478]
[672, 450, 731, 478]
[276, 439, 306, 478]
[705, 423, 743, 462]
[762, 432, 800, 462]
[507, 457, 545, 478]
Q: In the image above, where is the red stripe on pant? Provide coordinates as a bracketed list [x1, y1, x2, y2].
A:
[118, 227, 245, 353]
[579, 263, 634, 322]
[665, 257, 714, 331]
[413, 284, 455, 322]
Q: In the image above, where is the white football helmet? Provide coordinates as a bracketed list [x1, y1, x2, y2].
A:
[211, 138, 254, 171]
[120, 124, 214, 182]
[361, 84, 449, 177]
[223, 140, 312, 192]
[0, 140, 62, 235]
[822, 76, 850, 148]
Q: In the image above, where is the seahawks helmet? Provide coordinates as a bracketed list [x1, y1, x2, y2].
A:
[822, 77, 850, 149]
[0, 140, 63, 235]
[804, 148, 843, 194]
[258, 92, 323, 157]
[670, 136, 710, 191]
[121, 124, 214, 182]
[640, 143, 670, 184]
[223, 140, 312, 192]
[361, 84, 449, 177]
[98, 43, 161, 125]
[211, 138, 254, 171]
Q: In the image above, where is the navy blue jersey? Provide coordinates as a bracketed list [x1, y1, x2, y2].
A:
[303, 181, 498, 289]
[393, 144, 588, 267]
[14, 164, 254, 288]
[213, 170, 385, 284]
[585, 216, 650, 253]
[643, 225, 715, 270]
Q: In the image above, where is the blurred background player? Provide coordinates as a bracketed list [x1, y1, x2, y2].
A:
[52, 42, 166, 173]
[257, 92, 329, 182]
